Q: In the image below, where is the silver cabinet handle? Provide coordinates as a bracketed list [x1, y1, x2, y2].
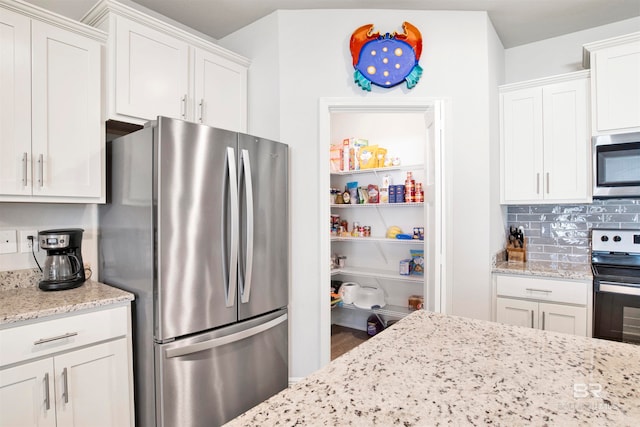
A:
[536, 173, 540, 194]
[225, 147, 239, 308]
[239, 149, 254, 304]
[525, 288, 552, 294]
[180, 94, 187, 118]
[165, 313, 287, 358]
[62, 367, 69, 403]
[542, 311, 546, 330]
[37, 154, 44, 187]
[531, 310, 534, 328]
[198, 98, 204, 123]
[34, 331, 78, 345]
[22, 152, 28, 186]
[546, 172, 550, 194]
[44, 373, 51, 410]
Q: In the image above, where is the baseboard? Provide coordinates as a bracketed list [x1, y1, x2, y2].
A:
[288, 377, 304, 386]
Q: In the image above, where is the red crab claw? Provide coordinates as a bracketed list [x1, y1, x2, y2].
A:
[395, 21, 422, 60]
[350, 24, 379, 66]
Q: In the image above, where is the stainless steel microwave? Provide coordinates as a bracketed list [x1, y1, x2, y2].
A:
[593, 132, 640, 198]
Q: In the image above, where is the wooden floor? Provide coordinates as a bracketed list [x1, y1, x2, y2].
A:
[331, 324, 369, 360]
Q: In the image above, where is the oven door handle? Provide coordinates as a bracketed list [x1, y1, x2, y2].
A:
[599, 282, 640, 296]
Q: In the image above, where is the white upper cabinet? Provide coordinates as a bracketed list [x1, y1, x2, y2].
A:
[194, 48, 247, 131]
[31, 20, 102, 199]
[500, 71, 591, 204]
[0, 7, 31, 197]
[82, 0, 249, 132]
[0, 1, 105, 203]
[584, 32, 640, 134]
[114, 16, 189, 121]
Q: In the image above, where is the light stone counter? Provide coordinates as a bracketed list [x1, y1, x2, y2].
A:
[226, 310, 640, 426]
[0, 269, 134, 326]
[493, 260, 592, 280]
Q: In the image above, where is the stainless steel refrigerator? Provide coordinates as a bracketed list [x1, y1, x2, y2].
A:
[99, 117, 288, 427]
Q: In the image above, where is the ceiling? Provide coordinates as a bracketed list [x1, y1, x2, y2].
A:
[26, 0, 640, 48]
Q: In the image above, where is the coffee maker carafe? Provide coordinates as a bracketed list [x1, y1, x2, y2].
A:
[39, 228, 86, 291]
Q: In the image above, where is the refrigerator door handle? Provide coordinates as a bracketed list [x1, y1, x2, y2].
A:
[164, 313, 287, 358]
[225, 147, 239, 307]
[240, 149, 254, 304]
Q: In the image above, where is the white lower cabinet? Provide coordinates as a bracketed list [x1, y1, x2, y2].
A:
[0, 306, 134, 427]
[494, 274, 591, 337]
[496, 297, 587, 336]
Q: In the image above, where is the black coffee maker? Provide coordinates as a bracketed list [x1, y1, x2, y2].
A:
[38, 228, 86, 291]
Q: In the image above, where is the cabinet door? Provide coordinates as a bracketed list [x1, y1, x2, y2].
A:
[0, 8, 31, 196]
[593, 41, 640, 132]
[501, 88, 544, 202]
[54, 339, 132, 427]
[542, 78, 590, 202]
[496, 297, 537, 329]
[0, 358, 56, 427]
[194, 48, 247, 132]
[115, 16, 189, 121]
[31, 20, 102, 198]
[539, 302, 587, 337]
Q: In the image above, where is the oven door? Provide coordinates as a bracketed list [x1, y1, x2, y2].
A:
[593, 280, 640, 344]
[593, 133, 640, 198]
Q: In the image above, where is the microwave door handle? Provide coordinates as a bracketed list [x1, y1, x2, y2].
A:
[225, 147, 239, 307]
[239, 149, 254, 304]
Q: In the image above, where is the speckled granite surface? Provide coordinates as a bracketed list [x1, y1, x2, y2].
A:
[226, 310, 640, 426]
[493, 260, 593, 280]
[0, 269, 134, 325]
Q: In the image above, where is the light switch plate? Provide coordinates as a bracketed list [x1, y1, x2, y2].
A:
[0, 230, 18, 254]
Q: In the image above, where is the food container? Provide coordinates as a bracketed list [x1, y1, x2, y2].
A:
[408, 295, 424, 311]
[399, 259, 411, 275]
[353, 286, 386, 309]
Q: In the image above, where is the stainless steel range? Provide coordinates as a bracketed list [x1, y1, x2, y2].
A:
[591, 228, 640, 344]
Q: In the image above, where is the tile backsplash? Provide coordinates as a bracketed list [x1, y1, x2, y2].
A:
[507, 199, 640, 265]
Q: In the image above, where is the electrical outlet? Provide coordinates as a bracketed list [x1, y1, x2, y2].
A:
[19, 230, 38, 253]
[0, 230, 18, 254]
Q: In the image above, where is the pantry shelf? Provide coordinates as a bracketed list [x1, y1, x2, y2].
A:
[331, 267, 423, 283]
[330, 164, 423, 176]
[331, 236, 423, 244]
[331, 202, 424, 208]
[337, 302, 415, 319]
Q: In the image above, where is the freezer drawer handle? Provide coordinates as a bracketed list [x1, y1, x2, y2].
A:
[164, 313, 287, 359]
[240, 149, 254, 304]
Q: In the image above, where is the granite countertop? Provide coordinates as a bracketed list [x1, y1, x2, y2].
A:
[0, 269, 134, 326]
[493, 260, 593, 280]
[226, 310, 640, 426]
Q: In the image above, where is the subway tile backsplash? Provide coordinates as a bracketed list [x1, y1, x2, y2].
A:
[507, 199, 640, 265]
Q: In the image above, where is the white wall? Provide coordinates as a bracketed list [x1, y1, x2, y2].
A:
[223, 9, 503, 379]
[487, 16, 508, 264]
[0, 203, 99, 274]
[505, 17, 640, 83]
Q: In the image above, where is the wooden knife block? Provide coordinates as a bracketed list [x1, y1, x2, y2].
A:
[507, 238, 526, 263]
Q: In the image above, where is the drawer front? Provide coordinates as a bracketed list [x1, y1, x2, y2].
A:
[496, 275, 589, 305]
[0, 305, 128, 367]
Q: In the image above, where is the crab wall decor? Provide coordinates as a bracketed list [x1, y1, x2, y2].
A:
[349, 22, 423, 91]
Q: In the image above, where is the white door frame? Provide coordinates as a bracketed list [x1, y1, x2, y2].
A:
[317, 97, 449, 366]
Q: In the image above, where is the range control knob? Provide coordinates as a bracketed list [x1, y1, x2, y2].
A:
[614, 235, 622, 242]
[601, 235, 609, 242]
